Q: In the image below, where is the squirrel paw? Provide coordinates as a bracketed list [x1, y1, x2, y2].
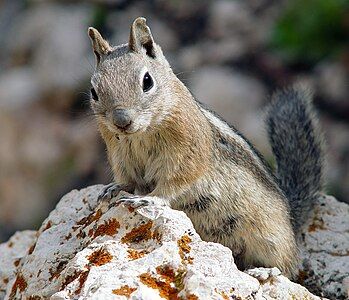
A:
[245, 267, 281, 282]
[116, 195, 154, 209]
[98, 183, 122, 201]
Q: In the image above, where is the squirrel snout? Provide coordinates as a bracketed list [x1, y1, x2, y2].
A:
[112, 109, 133, 130]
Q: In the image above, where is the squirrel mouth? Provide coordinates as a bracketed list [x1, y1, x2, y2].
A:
[114, 127, 139, 136]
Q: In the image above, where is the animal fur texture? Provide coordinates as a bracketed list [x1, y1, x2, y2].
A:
[87, 17, 323, 278]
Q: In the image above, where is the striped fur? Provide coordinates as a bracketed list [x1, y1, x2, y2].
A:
[87, 18, 323, 279]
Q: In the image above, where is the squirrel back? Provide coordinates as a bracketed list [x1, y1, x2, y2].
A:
[266, 87, 324, 231]
[87, 17, 325, 277]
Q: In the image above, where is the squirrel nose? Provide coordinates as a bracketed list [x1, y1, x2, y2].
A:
[112, 109, 132, 130]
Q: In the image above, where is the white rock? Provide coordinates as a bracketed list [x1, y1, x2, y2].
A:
[299, 195, 349, 299]
[207, 0, 279, 47]
[0, 185, 329, 299]
[0, 230, 36, 299]
[7, 3, 93, 91]
[177, 39, 247, 70]
[315, 61, 348, 102]
[0, 68, 42, 111]
[208, 0, 254, 39]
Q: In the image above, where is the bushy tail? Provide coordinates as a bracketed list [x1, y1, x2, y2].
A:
[265, 86, 324, 232]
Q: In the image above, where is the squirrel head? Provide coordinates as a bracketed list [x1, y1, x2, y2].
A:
[87, 17, 176, 136]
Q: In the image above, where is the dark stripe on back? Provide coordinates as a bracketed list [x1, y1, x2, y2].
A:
[216, 130, 282, 197]
[201, 214, 240, 237]
[180, 195, 214, 212]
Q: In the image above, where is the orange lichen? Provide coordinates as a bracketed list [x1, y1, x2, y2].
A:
[112, 285, 137, 297]
[88, 228, 94, 237]
[139, 272, 180, 300]
[297, 270, 309, 285]
[77, 209, 102, 227]
[156, 266, 176, 283]
[177, 235, 193, 264]
[153, 228, 163, 243]
[308, 209, 326, 232]
[329, 250, 349, 256]
[49, 261, 67, 281]
[75, 270, 89, 295]
[121, 221, 153, 244]
[61, 271, 81, 290]
[65, 233, 72, 240]
[76, 229, 87, 239]
[187, 294, 198, 300]
[220, 291, 230, 300]
[10, 274, 27, 298]
[43, 221, 52, 231]
[308, 218, 325, 232]
[3, 278, 9, 284]
[28, 296, 41, 300]
[127, 206, 135, 213]
[87, 248, 113, 266]
[93, 218, 120, 238]
[127, 249, 148, 260]
[28, 243, 36, 255]
[215, 288, 238, 300]
[14, 259, 20, 267]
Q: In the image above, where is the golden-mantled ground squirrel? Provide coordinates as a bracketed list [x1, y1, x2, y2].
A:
[87, 17, 323, 278]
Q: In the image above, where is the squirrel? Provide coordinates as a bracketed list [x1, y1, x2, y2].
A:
[87, 17, 324, 279]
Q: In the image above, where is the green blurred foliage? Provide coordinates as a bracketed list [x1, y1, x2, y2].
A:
[91, 5, 108, 31]
[270, 0, 349, 65]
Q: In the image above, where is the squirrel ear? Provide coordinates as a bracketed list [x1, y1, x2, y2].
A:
[88, 27, 112, 64]
[129, 17, 156, 58]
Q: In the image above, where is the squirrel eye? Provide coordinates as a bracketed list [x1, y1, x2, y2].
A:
[90, 88, 99, 101]
[143, 72, 154, 93]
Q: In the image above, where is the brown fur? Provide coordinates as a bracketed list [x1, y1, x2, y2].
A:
[88, 17, 299, 278]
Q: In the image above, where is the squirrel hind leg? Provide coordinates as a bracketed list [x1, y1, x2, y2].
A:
[237, 231, 298, 279]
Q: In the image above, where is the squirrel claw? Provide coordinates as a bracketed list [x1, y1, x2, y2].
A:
[116, 196, 154, 209]
[245, 267, 281, 282]
[98, 183, 122, 201]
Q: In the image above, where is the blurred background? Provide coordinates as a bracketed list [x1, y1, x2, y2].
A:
[0, 0, 348, 242]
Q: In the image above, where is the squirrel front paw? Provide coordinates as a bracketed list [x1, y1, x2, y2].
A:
[245, 267, 281, 283]
[98, 183, 123, 201]
[116, 195, 154, 209]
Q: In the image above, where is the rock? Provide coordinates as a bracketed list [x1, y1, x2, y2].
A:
[207, 0, 281, 50]
[0, 67, 42, 111]
[0, 1, 24, 71]
[177, 39, 247, 70]
[322, 119, 349, 205]
[299, 195, 349, 299]
[315, 61, 348, 102]
[0, 230, 36, 299]
[208, 1, 255, 40]
[0, 185, 331, 299]
[0, 110, 101, 240]
[7, 3, 92, 91]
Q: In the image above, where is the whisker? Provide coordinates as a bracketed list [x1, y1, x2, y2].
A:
[85, 111, 104, 117]
[175, 70, 195, 76]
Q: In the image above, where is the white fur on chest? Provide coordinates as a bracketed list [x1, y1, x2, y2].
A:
[115, 135, 159, 190]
